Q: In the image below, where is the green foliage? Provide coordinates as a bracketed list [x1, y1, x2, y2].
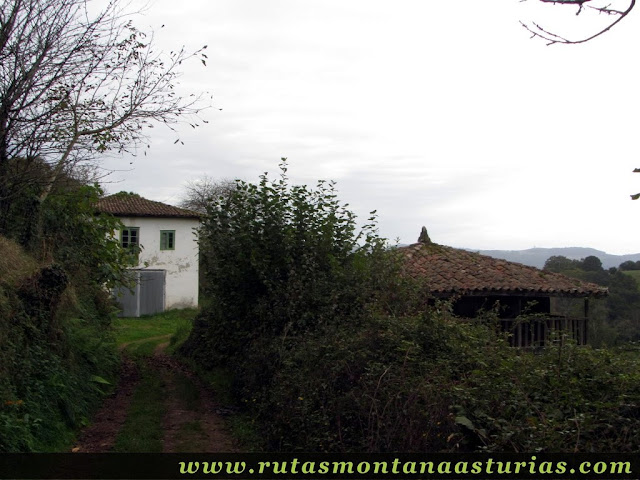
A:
[181, 159, 387, 368]
[544, 255, 640, 343]
[257, 311, 497, 451]
[0, 255, 118, 451]
[619, 260, 640, 271]
[180, 160, 409, 450]
[0, 182, 130, 451]
[39, 184, 131, 289]
[455, 342, 640, 452]
[253, 310, 640, 452]
[606, 273, 640, 340]
[180, 163, 640, 453]
[544, 255, 581, 273]
[581, 255, 603, 272]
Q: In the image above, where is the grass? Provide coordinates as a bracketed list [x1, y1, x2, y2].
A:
[0, 235, 39, 286]
[111, 308, 261, 451]
[112, 308, 197, 452]
[125, 338, 166, 357]
[114, 308, 197, 351]
[113, 365, 166, 452]
[176, 359, 264, 450]
[173, 373, 200, 411]
[622, 270, 640, 288]
[174, 421, 207, 453]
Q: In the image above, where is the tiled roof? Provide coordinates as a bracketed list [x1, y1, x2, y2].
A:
[96, 193, 200, 219]
[399, 241, 607, 298]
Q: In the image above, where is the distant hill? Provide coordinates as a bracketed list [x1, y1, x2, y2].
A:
[474, 247, 640, 270]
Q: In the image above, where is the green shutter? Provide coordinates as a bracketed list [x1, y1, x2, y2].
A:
[160, 230, 175, 251]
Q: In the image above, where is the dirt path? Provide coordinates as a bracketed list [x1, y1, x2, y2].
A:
[118, 334, 173, 352]
[72, 348, 237, 453]
[152, 352, 237, 452]
[71, 357, 140, 453]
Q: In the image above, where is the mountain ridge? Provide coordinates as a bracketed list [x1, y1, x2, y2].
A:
[472, 247, 640, 270]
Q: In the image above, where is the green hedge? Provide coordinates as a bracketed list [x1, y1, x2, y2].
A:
[252, 313, 640, 452]
[0, 263, 118, 451]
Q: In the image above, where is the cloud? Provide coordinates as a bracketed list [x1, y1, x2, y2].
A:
[100, 0, 640, 255]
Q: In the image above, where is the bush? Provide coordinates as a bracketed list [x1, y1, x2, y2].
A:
[39, 184, 131, 289]
[0, 257, 118, 451]
[258, 311, 502, 451]
[454, 341, 640, 452]
[250, 310, 640, 452]
[181, 161, 640, 453]
[181, 159, 387, 370]
[0, 184, 124, 451]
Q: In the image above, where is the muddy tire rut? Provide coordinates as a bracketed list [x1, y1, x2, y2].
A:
[72, 348, 236, 453]
[72, 357, 140, 453]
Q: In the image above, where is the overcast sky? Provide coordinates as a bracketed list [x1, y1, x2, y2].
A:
[102, 0, 640, 254]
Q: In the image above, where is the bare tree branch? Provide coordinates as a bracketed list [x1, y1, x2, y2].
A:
[522, 0, 635, 45]
[179, 176, 238, 214]
[0, 0, 210, 228]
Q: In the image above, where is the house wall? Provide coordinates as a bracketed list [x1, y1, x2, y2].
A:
[116, 216, 199, 309]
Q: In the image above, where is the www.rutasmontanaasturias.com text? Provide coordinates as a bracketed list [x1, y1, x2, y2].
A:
[177, 456, 632, 477]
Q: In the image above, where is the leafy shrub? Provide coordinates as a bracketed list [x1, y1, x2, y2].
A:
[0, 185, 123, 452]
[250, 310, 640, 453]
[545, 255, 640, 344]
[454, 340, 640, 452]
[39, 184, 131, 289]
[257, 311, 500, 451]
[181, 159, 387, 370]
[0, 258, 119, 452]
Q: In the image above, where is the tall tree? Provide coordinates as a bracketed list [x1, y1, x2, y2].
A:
[0, 0, 208, 233]
[581, 255, 603, 272]
[543, 255, 580, 273]
[179, 176, 237, 215]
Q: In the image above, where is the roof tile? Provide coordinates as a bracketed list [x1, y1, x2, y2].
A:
[399, 242, 607, 298]
[96, 193, 200, 219]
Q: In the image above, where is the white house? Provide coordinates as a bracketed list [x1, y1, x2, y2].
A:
[96, 193, 200, 315]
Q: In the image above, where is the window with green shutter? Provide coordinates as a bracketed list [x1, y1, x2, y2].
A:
[160, 230, 175, 250]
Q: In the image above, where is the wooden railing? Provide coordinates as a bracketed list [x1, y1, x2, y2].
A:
[500, 315, 587, 348]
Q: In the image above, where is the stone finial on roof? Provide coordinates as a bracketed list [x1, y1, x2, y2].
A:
[418, 226, 432, 244]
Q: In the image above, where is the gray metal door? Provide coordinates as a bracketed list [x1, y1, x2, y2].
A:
[139, 270, 166, 315]
[114, 269, 166, 317]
